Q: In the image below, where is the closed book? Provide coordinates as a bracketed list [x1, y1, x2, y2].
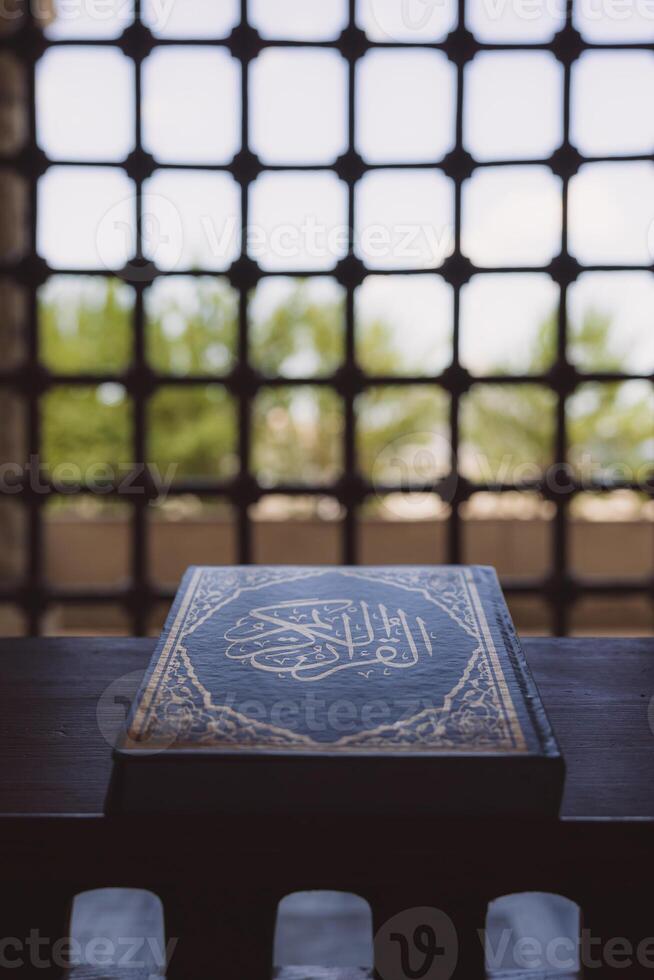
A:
[108, 565, 564, 815]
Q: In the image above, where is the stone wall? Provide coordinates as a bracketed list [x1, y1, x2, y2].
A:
[45, 516, 654, 636]
[0, 17, 28, 633]
[0, 2, 54, 632]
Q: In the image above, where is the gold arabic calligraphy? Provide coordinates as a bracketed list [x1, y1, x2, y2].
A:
[224, 598, 435, 681]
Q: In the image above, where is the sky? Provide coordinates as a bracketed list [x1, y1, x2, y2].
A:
[34, 0, 654, 374]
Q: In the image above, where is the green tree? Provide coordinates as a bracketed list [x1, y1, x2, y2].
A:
[39, 282, 650, 497]
[462, 311, 652, 481]
[40, 278, 133, 476]
[40, 277, 445, 488]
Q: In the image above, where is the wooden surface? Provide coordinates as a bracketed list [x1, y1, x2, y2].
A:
[0, 637, 651, 979]
[0, 637, 652, 818]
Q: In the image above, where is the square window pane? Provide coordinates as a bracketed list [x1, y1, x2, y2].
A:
[146, 276, 237, 376]
[460, 384, 556, 482]
[253, 386, 343, 486]
[572, 52, 654, 157]
[143, 48, 239, 164]
[143, 170, 240, 271]
[37, 48, 134, 161]
[468, 1, 563, 41]
[251, 0, 347, 39]
[571, 491, 652, 581]
[249, 172, 347, 271]
[42, 384, 132, 471]
[46, 604, 131, 637]
[38, 167, 134, 270]
[250, 50, 347, 165]
[0, 606, 24, 637]
[249, 277, 345, 378]
[508, 597, 551, 636]
[356, 170, 454, 269]
[571, 597, 653, 637]
[0, 70, 24, 157]
[46, 0, 132, 39]
[251, 495, 343, 563]
[574, 4, 654, 42]
[39, 276, 133, 373]
[45, 498, 131, 588]
[0, 500, 26, 582]
[462, 167, 561, 267]
[149, 499, 237, 587]
[460, 274, 558, 376]
[359, 504, 449, 563]
[143, 0, 238, 37]
[568, 272, 654, 374]
[356, 274, 452, 375]
[0, 391, 24, 483]
[0, 172, 27, 264]
[465, 53, 562, 162]
[357, 0, 456, 41]
[0, 280, 26, 368]
[567, 380, 653, 478]
[569, 162, 654, 265]
[357, 385, 450, 480]
[148, 385, 238, 480]
[357, 51, 455, 163]
[462, 492, 553, 577]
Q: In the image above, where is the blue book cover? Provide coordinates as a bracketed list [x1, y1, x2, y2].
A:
[111, 565, 563, 814]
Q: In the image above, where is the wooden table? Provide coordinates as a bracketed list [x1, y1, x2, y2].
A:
[0, 637, 652, 979]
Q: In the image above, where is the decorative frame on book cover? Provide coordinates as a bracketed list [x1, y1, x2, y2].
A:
[0, 0, 652, 635]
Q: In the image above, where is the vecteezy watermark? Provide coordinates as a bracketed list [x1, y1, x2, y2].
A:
[0, 0, 178, 33]
[375, 907, 654, 977]
[97, 192, 185, 280]
[478, 0, 654, 22]
[375, 907, 459, 980]
[97, 672, 452, 753]
[485, 927, 654, 971]
[364, 0, 654, 41]
[365, 0, 452, 40]
[97, 668, 152, 750]
[372, 432, 452, 517]
[0, 457, 178, 498]
[96, 192, 454, 279]
[0, 931, 177, 971]
[371, 430, 654, 515]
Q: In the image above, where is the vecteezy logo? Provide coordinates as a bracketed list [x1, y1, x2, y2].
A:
[96, 669, 175, 753]
[375, 907, 458, 980]
[96, 191, 184, 281]
[96, 669, 143, 750]
[371, 430, 453, 518]
[365, 0, 449, 40]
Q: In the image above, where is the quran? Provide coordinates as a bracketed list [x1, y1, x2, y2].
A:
[109, 565, 564, 815]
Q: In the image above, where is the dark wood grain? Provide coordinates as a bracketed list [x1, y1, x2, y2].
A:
[0, 637, 652, 818]
[0, 638, 145, 815]
[527, 637, 654, 818]
[0, 638, 651, 979]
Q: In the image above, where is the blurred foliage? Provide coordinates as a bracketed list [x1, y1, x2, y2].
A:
[40, 279, 133, 474]
[39, 277, 444, 486]
[462, 310, 652, 480]
[39, 279, 651, 499]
